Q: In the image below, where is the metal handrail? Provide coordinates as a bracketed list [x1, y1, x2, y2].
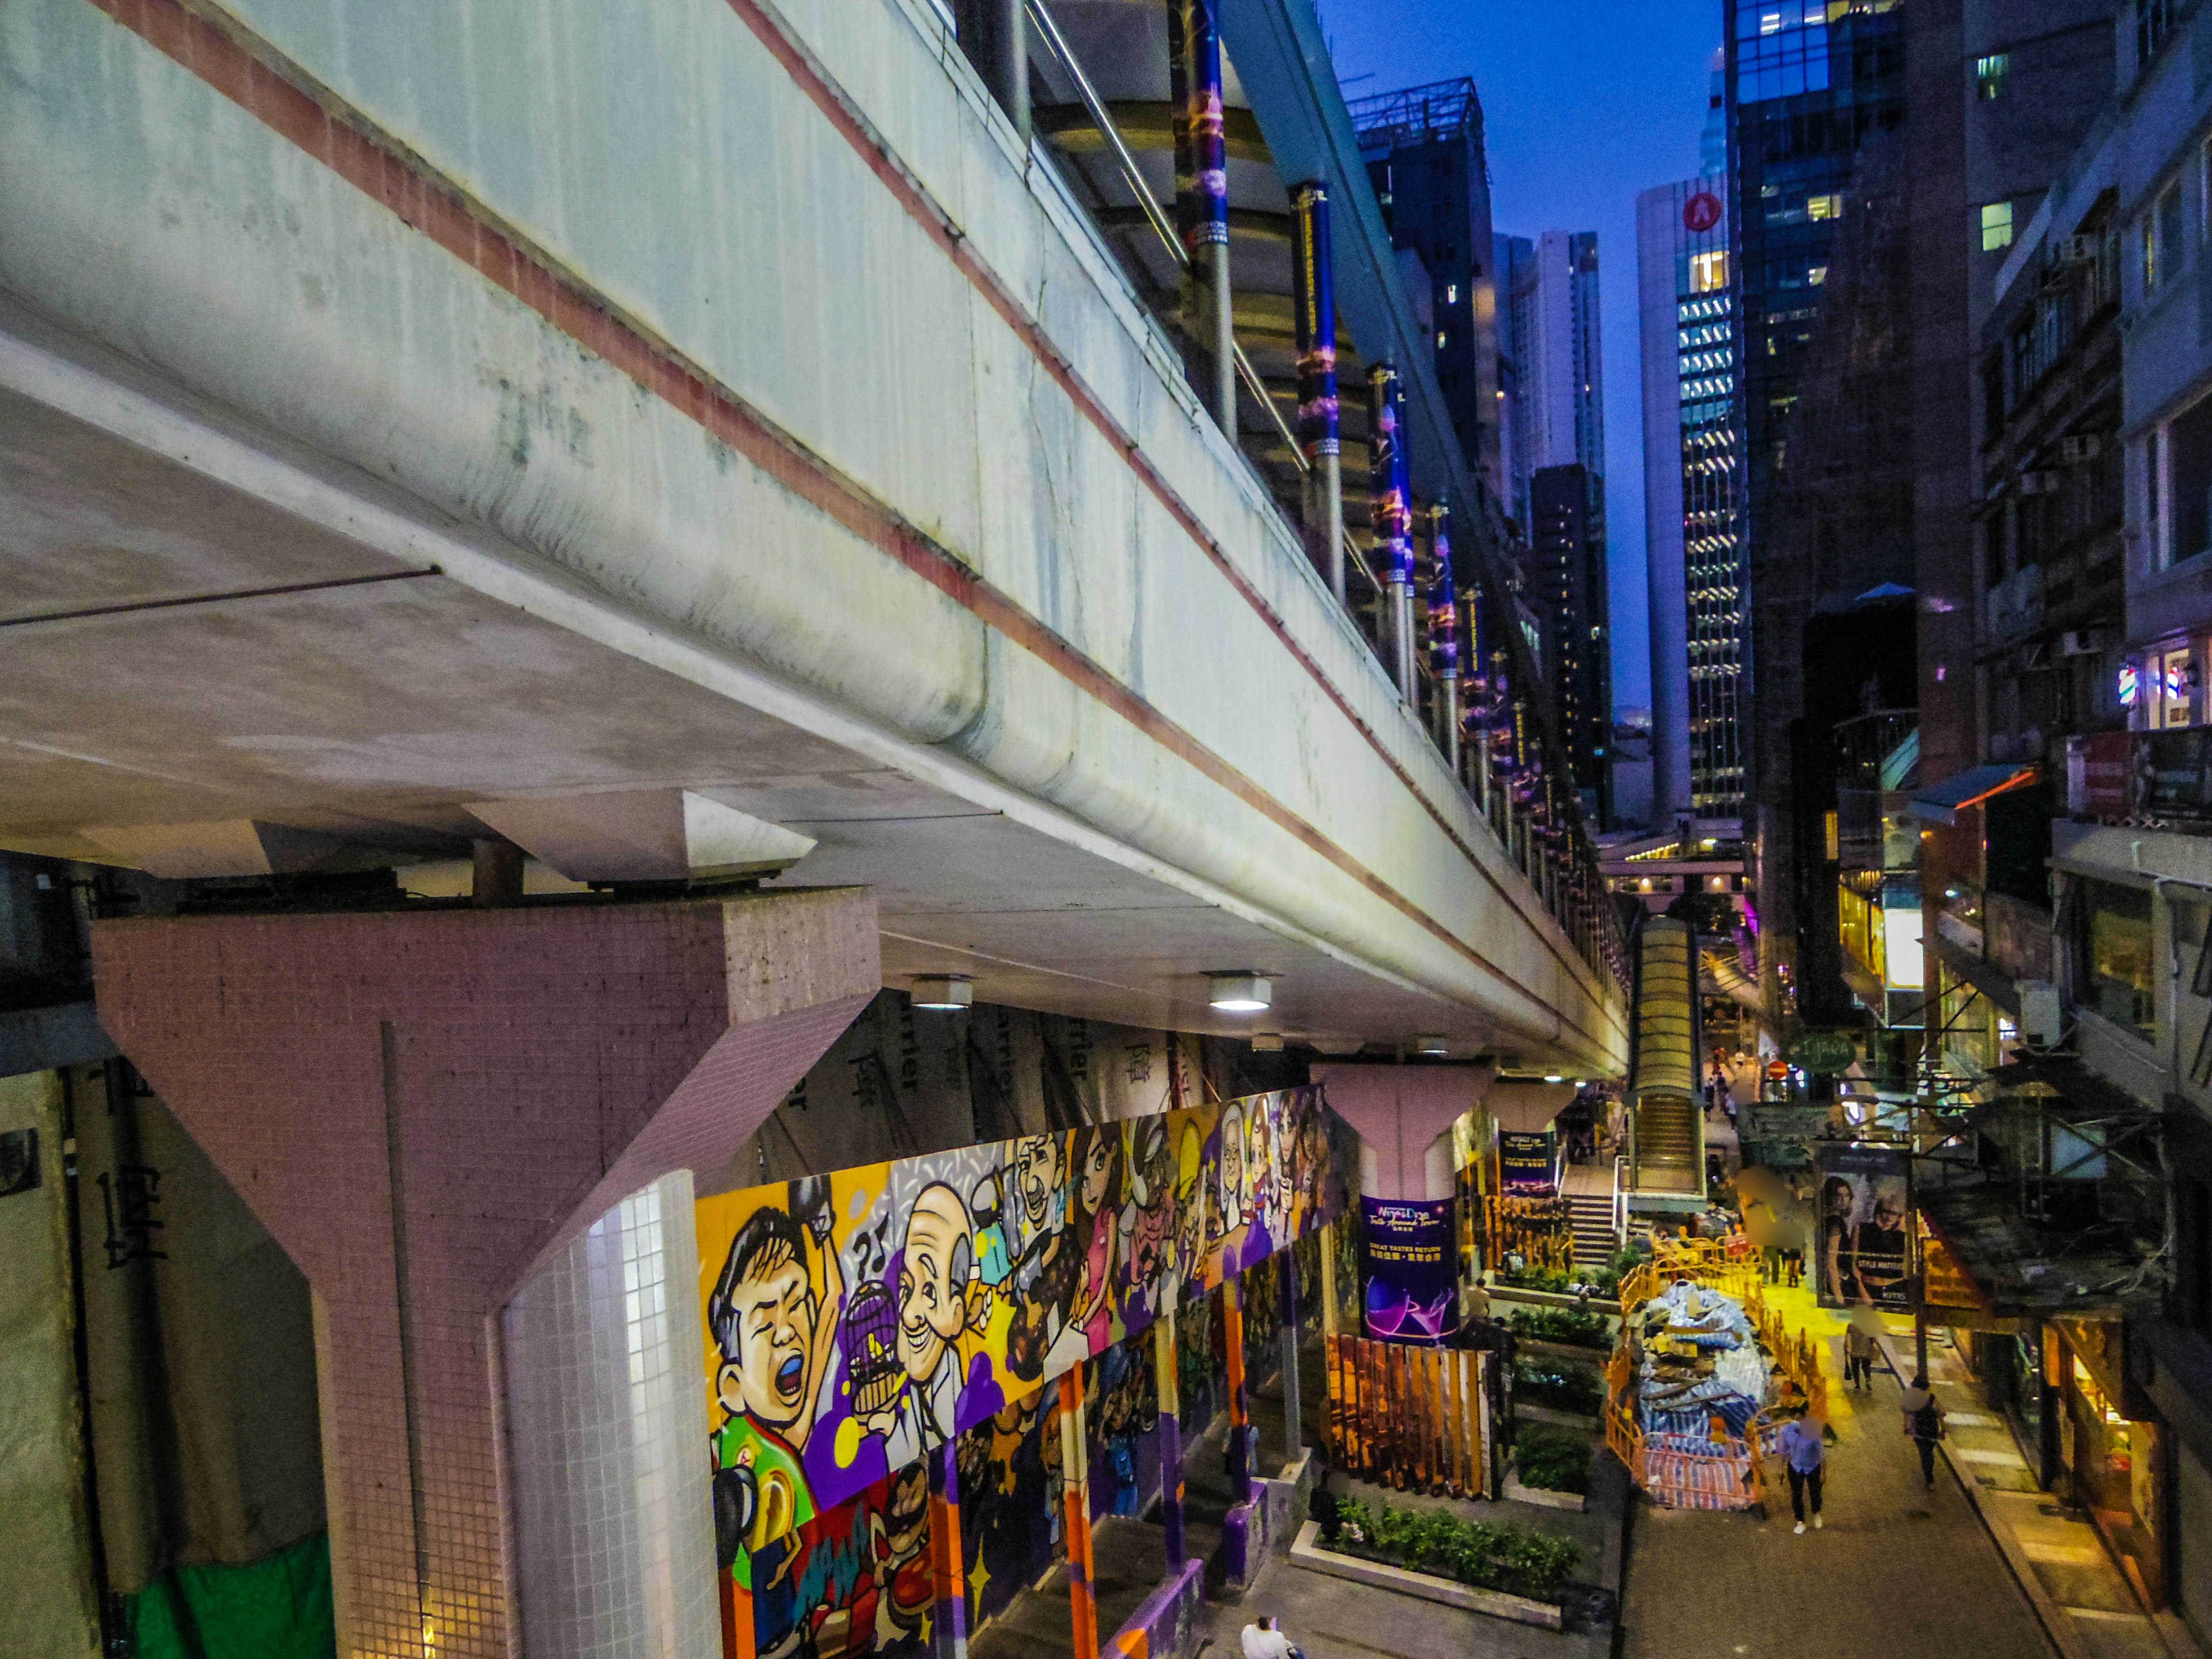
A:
[1024, 0, 1306, 473]
[1024, 1, 1626, 998]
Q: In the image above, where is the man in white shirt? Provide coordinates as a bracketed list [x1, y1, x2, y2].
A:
[1241, 1613, 1298, 1659]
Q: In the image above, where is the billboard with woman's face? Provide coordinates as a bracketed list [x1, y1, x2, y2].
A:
[1814, 1142, 1914, 1311]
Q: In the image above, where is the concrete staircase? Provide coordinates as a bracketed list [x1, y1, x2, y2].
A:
[1631, 1097, 1705, 1195]
[1563, 1158, 1624, 1267]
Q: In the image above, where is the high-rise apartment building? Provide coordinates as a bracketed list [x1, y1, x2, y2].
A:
[1495, 230, 1605, 531]
[1532, 463, 1613, 825]
[1639, 176, 1743, 824]
[1350, 79, 1504, 507]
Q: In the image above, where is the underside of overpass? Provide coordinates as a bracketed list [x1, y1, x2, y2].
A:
[0, 0, 1627, 1077]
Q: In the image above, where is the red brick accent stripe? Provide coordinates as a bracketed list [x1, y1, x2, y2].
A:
[80, 0, 1606, 1048]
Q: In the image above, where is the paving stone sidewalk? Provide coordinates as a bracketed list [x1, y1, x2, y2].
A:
[1619, 1358, 2056, 1659]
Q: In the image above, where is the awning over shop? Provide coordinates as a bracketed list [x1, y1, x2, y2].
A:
[1918, 1183, 2149, 1317]
[1907, 763, 2038, 825]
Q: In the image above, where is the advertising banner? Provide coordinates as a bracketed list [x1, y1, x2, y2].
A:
[1498, 1130, 1556, 1194]
[1359, 1197, 1457, 1346]
[696, 1089, 1347, 1652]
[1813, 1142, 1914, 1311]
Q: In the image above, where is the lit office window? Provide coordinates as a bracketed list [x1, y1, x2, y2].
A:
[1808, 193, 1842, 221]
[1975, 53, 2009, 99]
[1690, 251, 1729, 293]
[1981, 200, 2015, 252]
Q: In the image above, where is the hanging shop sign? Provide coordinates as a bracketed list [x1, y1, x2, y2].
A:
[1498, 1130, 1558, 1194]
[1359, 1196, 1459, 1346]
[1812, 1142, 1915, 1312]
[695, 1085, 1348, 1646]
[1789, 1031, 1857, 1075]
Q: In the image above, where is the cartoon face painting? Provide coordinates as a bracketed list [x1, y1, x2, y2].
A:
[1217, 1105, 1247, 1235]
[695, 1087, 1336, 1612]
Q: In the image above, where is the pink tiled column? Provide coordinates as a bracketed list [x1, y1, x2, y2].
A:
[93, 891, 877, 1659]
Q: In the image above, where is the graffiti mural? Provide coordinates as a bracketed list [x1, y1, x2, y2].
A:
[696, 1090, 1345, 1650]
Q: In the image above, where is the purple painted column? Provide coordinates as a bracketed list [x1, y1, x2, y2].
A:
[1155, 1306, 1187, 1568]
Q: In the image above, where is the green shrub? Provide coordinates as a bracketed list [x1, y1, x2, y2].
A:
[1514, 1359, 1606, 1417]
[1494, 1263, 1571, 1293]
[1325, 1495, 1582, 1604]
[1514, 1423, 1593, 1496]
[1504, 1306, 1613, 1349]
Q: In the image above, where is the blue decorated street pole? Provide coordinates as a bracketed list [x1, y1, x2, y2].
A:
[1368, 362, 1416, 702]
[1291, 181, 1344, 604]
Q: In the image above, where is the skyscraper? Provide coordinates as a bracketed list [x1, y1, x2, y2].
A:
[1349, 79, 1504, 508]
[1495, 230, 1605, 531]
[1639, 176, 1743, 824]
[1532, 463, 1613, 825]
[1726, 1, 1905, 555]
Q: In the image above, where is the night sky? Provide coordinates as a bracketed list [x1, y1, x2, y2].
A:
[1316, 1, 1722, 712]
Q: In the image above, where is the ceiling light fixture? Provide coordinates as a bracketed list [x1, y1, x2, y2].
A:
[1414, 1035, 1449, 1056]
[1543, 1074, 1565, 1084]
[1207, 972, 1272, 1013]
[910, 974, 974, 1010]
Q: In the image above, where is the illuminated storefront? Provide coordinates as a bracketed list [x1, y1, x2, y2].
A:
[2053, 1317, 2163, 1608]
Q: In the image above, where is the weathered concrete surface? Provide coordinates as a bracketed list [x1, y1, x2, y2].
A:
[0, 0, 1625, 1071]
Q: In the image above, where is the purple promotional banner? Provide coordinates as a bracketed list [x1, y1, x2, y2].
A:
[1499, 1130, 1556, 1194]
[1359, 1197, 1457, 1346]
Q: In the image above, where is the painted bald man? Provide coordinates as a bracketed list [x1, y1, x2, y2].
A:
[867, 1180, 989, 1469]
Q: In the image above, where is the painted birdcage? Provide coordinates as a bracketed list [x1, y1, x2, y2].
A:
[843, 1281, 903, 1417]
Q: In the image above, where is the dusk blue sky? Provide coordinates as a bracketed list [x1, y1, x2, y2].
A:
[1316, 1, 1723, 712]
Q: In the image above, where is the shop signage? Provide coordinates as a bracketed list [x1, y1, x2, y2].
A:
[1813, 1142, 1915, 1312]
[2071, 729, 2136, 819]
[1499, 1129, 1557, 1193]
[1919, 1232, 1981, 1310]
[1360, 1196, 1458, 1346]
[1789, 1032, 1856, 1074]
[1683, 191, 1722, 233]
[2145, 727, 2212, 819]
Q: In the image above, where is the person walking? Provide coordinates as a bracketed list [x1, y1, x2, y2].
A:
[1843, 1321, 1877, 1392]
[1900, 1373, 1947, 1490]
[1775, 1411, 1826, 1535]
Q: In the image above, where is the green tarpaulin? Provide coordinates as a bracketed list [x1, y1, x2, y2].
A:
[124, 1532, 335, 1659]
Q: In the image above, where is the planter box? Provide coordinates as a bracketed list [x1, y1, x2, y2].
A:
[1503, 1472, 1586, 1512]
[1288, 1521, 1564, 1630]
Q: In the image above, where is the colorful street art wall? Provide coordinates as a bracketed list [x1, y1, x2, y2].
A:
[694, 1089, 1344, 1654]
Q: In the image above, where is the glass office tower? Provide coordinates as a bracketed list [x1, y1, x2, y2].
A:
[1726, 1, 1905, 548]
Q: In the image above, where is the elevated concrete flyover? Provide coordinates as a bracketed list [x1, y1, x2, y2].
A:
[0, 0, 1626, 1074]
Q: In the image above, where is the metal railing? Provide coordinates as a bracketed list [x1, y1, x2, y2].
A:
[1020, 3, 1627, 998]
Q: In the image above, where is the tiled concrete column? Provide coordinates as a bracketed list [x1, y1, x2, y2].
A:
[93, 892, 877, 1659]
[505, 1172, 716, 1659]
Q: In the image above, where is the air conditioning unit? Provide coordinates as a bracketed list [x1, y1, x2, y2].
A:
[2061, 434, 2103, 463]
[2059, 629, 2103, 656]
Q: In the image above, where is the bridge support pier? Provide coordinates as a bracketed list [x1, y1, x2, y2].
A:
[92, 892, 878, 1659]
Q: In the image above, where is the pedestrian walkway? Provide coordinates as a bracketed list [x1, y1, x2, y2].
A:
[1902, 1331, 2181, 1659]
[1619, 1358, 2055, 1658]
